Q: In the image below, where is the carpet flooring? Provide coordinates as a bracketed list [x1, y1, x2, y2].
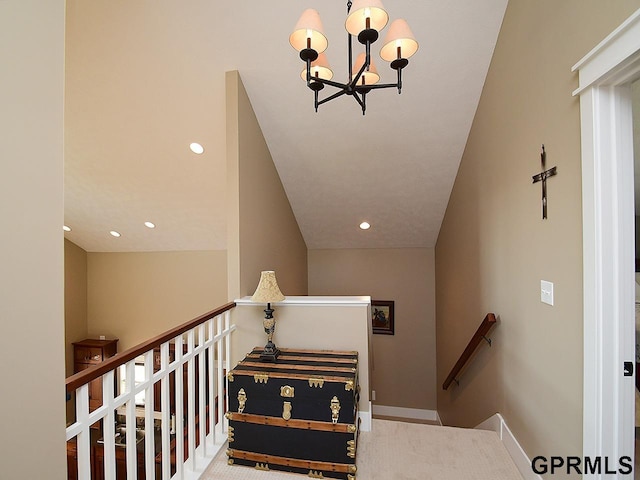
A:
[201, 419, 524, 480]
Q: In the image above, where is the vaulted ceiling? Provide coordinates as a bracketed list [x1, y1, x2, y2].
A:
[63, 0, 508, 252]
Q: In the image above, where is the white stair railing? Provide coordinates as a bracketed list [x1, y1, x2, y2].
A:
[65, 303, 236, 480]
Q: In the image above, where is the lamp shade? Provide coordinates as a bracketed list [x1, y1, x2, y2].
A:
[352, 53, 380, 85]
[345, 0, 388, 36]
[251, 271, 285, 303]
[301, 53, 333, 82]
[290, 9, 328, 54]
[380, 19, 419, 62]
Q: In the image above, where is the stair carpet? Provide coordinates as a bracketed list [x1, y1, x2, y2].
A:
[201, 418, 523, 480]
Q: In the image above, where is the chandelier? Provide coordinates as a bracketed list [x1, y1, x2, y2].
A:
[289, 0, 419, 115]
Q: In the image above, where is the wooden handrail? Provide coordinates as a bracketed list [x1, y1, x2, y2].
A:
[66, 301, 236, 393]
[442, 313, 497, 390]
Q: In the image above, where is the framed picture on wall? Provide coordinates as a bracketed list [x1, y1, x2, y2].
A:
[371, 300, 394, 335]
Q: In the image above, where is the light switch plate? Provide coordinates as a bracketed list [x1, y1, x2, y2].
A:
[541, 280, 554, 306]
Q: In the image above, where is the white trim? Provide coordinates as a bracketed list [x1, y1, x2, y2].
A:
[359, 402, 373, 432]
[572, 9, 640, 478]
[475, 413, 542, 480]
[235, 295, 371, 307]
[372, 404, 439, 423]
[572, 8, 640, 94]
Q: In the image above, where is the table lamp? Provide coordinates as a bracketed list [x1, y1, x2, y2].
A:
[251, 271, 285, 362]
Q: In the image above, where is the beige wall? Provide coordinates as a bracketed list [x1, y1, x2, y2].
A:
[435, 0, 640, 471]
[64, 240, 88, 422]
[0, 1, 67, 477]
[87, 250, 227, 351]
[309, 248, 436, 410]
[65, 240, 88, 376]
[226, 70, 308, 300]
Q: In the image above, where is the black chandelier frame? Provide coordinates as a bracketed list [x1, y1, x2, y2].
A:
[297, 0, 410, 115]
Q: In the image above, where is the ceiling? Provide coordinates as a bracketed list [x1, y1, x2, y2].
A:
[63, 0, 508, 252]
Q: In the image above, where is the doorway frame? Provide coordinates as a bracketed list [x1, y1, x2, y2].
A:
[573, 8, 640, 477]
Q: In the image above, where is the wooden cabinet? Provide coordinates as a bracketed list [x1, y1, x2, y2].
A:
[73, 339, 118, 411]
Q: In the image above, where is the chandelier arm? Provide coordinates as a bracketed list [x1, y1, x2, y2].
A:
[352, 91, 366, 115]
[310, 76, 351, 90]
[355, 82, 399, 90]
[317, 88, 349, 107]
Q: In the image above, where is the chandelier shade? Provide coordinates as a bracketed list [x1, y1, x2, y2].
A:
[352, 53, 379, 85]
[301, 53, 334, 82]
[380, 19, 419, 62]
[289, 9, 328, 55]
[345, 0, 389, 36]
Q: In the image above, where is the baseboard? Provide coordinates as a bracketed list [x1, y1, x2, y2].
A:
[372, 404, 439, 423]
[358, 402, 372, 432]
[475, 413, 541, 480]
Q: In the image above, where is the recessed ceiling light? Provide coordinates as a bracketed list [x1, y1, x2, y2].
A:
[359, 221, 371, 230]
[144, 221, 155, 229]
[63, 225, 71, 232]
[109, 230, 121, 237]
[189, 142, 204, 154]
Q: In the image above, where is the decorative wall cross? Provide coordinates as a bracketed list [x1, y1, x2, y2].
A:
[532, 144, 557, 219]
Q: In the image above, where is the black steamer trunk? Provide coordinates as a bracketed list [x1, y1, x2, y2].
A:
[226, 348, 359, 479]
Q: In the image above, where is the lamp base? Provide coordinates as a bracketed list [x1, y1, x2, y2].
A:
[260, 340, 280, 362]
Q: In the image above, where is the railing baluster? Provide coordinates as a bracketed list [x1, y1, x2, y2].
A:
[175, 335, 185, 478]
[160, 341, 171, 480]
[125, 360, 137, 480]
[208, 318, 216, 444]
[187, 329, 196, 471]
[216, 314, 225, 438]
[143, 350, 155, 480]
[224, 311, 231, 435]
[75, 384, 91, 480]
[102, 371, 117, 480]
[198, 323, 206, 457]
